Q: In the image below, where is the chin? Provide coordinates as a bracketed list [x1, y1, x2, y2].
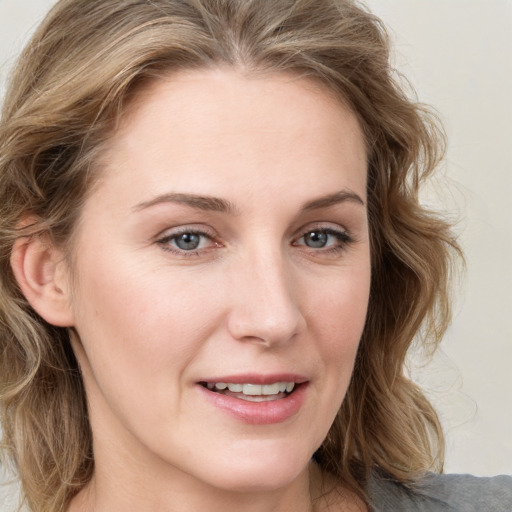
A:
[205, 466, 306, 494]
[186, 439, 314, 493]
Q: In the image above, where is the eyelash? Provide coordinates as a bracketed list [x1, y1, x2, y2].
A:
[156, 225, 354, 257]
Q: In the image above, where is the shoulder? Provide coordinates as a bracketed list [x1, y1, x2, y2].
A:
[367, 471, 512, 512]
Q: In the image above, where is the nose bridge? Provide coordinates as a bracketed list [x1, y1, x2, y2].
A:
[227, 243, 304, 346]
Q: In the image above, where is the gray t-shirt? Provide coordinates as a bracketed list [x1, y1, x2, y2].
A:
[368, 472, 512, 512]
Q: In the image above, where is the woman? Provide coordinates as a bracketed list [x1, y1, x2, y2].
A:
[0, 1, 510, 511]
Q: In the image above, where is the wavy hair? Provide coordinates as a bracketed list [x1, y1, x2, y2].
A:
[0, 0, 461, 510]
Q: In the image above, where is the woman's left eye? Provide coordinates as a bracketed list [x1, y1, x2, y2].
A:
[294, 228, 352, 251]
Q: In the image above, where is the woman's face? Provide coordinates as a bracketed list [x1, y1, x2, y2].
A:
[66, 68, 371, 494]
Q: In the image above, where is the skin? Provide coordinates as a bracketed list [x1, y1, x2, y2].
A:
[25, 68, 371, 511]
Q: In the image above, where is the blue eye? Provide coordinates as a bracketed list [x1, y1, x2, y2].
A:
[173, 232, 202, 250]
[303, 231, 329, 248]
[158, 229, 215, 254]
[296, 228, 352, 252]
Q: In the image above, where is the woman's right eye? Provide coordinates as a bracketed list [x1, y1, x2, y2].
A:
[172, 232, 204, 251]
[157, 229, 218, 255]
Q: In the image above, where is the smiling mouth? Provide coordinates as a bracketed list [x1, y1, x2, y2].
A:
[200, 381, 297, 402]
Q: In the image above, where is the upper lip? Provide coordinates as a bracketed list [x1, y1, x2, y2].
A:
[198, 373, 309, 385]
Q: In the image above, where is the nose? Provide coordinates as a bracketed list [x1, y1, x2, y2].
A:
[226, 250, 305, 348]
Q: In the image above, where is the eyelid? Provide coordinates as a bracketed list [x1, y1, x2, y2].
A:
[293, 222, 351, 240]
[156, 224, 216, 239]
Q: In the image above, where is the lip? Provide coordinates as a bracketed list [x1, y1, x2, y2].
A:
[200, 373, 309, 385]
[197, 374, 309, 425]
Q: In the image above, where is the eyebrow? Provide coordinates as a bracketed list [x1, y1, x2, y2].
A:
[301, 190, 365, 211]
[133, 189, 365, 214]
[133, 192, 239, 214]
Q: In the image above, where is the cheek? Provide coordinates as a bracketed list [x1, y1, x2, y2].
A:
[69, 252, 222, 395]
[308, 263, 370, 384]
[291, 264, 370, 449]
[311, 265, 370, 339]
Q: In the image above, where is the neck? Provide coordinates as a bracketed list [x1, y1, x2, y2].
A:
[68, 461, 367, 512]
[69, 464, 319, 512]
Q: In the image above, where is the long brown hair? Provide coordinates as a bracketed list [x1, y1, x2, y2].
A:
[0, 1, 461, 510]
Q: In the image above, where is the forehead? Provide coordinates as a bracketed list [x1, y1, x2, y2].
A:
[94, 67, 367, 209]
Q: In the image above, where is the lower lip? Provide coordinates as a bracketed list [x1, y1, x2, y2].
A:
[198, 383, 308, 425]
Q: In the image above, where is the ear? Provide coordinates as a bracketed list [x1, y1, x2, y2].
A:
[10, 233, 75, 327]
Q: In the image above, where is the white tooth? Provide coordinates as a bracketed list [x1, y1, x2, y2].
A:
[278, 382, 287, 393]
[262, 383, 280, 395]
[207, 383, 215, 390]
[215, 382, 228, 390]
[227, 383, 243, 392]
[243, 384, 262, 395]
[286, 382, 295, 393]
[241, 395, 280, 402]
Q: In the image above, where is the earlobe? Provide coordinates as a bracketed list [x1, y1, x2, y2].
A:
[10, 234, 75, 327]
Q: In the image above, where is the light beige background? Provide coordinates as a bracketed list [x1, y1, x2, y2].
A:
[0, 1, 511, 503]
[364, 0, 512, 477]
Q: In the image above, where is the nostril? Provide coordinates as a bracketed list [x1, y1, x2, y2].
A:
[227, 307, 304, 347]
[224, 262, 305, 346]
